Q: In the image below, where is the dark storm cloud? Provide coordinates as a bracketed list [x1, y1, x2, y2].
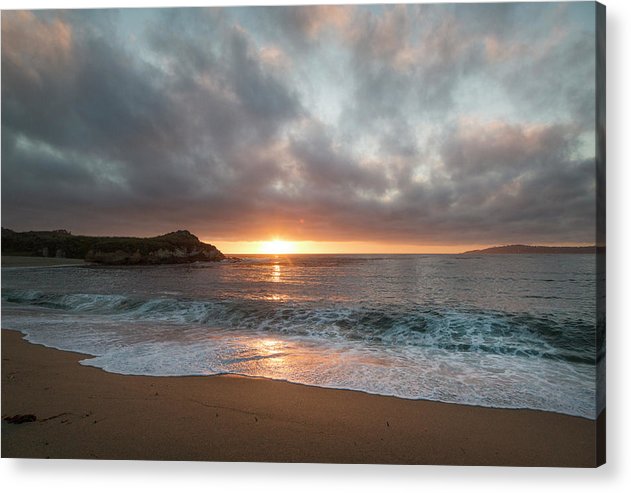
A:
[261, 118, 595, 245]
[289, 122, 388, 194]
[2, 9, 301, 227]
[1, 5, 598, 246]
[430, 121, 595, 243]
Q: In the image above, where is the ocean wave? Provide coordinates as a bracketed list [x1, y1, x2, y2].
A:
[2, 289, 596, 364]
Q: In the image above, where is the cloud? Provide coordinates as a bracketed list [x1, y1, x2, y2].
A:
[1, 11, 73, 80]
[259, 5, 353, 47]
[433, 120, 595, 242]
[1, 5, 599, 247]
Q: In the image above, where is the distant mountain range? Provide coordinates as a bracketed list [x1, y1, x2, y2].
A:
[462, 244, 600, 255]
[1, 228, 224, 265]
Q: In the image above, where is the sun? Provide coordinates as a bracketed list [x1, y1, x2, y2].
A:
[259, 239, 296, 255]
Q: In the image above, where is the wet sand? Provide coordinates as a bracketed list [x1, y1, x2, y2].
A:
[1, 330, 603, 465]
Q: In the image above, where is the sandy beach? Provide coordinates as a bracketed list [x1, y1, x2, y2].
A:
[1, 330, 603, 465]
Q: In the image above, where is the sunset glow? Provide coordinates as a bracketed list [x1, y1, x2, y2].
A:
[258, 240, 296, 255]
[212, 240, 510, 255]
[2, 4, 598, 251]
[0, 3, 603, 467]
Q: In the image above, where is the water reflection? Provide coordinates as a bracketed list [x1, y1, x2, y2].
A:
[264, 294, 288, 302]
[218, 334, 404, 391]
[223, 337, 291, 375]
[271, 263, 281, 283]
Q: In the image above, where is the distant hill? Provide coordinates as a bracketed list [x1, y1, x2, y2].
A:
[462, 244, 598, 255]
[1, 228, 224, 265]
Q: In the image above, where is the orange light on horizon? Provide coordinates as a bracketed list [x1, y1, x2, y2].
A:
[258, 239, 296, 255]
[210, 239, 489, 255]
[209, 239, 594, 255]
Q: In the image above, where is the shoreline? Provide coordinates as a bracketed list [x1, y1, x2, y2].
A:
[14, 328, 594, 421]
[1, 330, 604, 465]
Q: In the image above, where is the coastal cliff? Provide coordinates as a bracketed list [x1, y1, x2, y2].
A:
[462, 244, 598, 254]
[1, 228, 224, 265]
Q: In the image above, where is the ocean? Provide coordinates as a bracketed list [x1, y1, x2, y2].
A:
[1, 254, 602, 419]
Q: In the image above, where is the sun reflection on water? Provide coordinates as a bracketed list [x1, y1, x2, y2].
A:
[264, 294, 287, 301]
[208, 331, 396, 385]
[250, 338, 288, 371]
[271, 263, 281, 282]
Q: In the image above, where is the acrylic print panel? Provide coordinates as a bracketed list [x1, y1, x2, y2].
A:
[0, 2, 605, 466]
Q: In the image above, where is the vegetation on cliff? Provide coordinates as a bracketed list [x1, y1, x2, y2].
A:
[1, 228, 224, 264]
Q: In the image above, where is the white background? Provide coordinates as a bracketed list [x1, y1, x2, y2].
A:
[0, 0, 629, 491]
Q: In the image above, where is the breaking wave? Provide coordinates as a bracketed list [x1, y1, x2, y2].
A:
[2, 289, 595, 365]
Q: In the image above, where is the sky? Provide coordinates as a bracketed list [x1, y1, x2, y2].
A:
[1, 3, 599, 253]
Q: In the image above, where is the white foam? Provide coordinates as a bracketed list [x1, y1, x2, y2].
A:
[2, 308, 597, 419]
